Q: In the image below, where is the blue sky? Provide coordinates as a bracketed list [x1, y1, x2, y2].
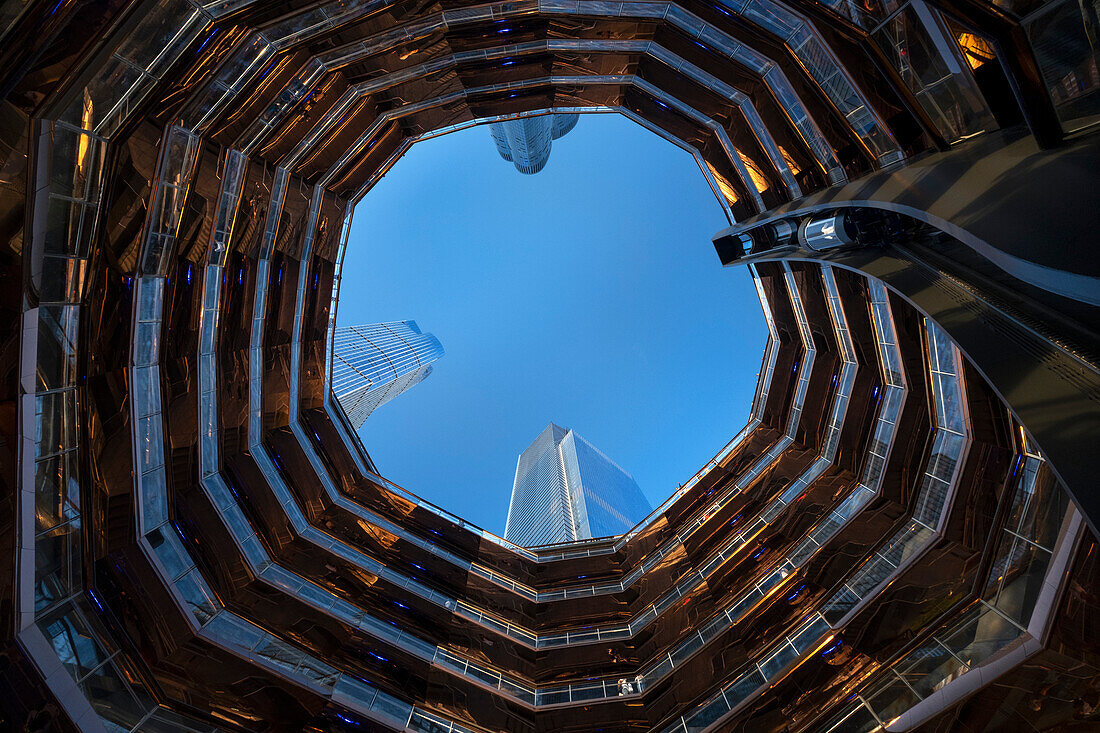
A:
[338, 113, 766, 535]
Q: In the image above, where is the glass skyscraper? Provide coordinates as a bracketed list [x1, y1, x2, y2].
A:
[505, 423, 652, 546]
[332, 321, 444, 429]
[489, 114, 579, 174]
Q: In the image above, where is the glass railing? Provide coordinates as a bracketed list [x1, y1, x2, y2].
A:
[309, 249, 784, 583]
[818, 449, 1078, 733]
[172, 210, 850, 717]
[120, 151, 494, 731]
[531, 266, 863, 701]
[1025, 0, 1100, 134]
[305, 261, 809, 614]
[307, 102, 759, 563]
[187, 256, 889, 710]
[712, 0, 902, 165]
[318, 37, 801, 199]
[873, 1, 995, 144]
[310, 72, 771, 216]
[656, 315, 968, 733]
[311, 0, 847, 183]
[21, 1, 267, 729]
[701, 265, 857, 566]
[110, 154, 852, 725]
[20, 38, 813, 723]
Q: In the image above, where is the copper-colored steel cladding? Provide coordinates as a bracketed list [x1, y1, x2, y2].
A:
[1, 0, 1099, 731]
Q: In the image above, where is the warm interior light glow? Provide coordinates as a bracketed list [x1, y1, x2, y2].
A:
[779, 145, 801, 176]
[738, 151, 770, 192]
[78, 89, 92, 174]
[706, 161, 740, 203]
[956, 32, 995, 71]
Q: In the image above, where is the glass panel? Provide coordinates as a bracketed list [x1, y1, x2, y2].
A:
[685, 694, 731, 732]
[369, 693, 413, 725]
[867, 675, 920, 721]
[35, 450, 80, 533]
[945, 606, 1020, 665]
[147, 526, 190, 580]
[725, 667, 764, 701]
[62, 56, 144, 132]
[876, 4, 995, 142]
[174, 570, 219, 623]
[115, 0, 197, 72]
[37, 254, 88, 305]
[204, 613, 265, 652]
[81, 659, 149, 730]
[35, 390, 79, 459]
[136, 414, 165, 473]
[39, 607, 108, 681]
[823, 704, 881, 733]
[987, 533, 1052, 626]
[1027, 0, 1100, 132]
[899, 639, 963, 697]
[141, 467, 169, 529]
[48, 125, 103, 202]
[758, 642, 799, 679]
[34, 521, 81, 613]
[1013, 471, 1069, 551]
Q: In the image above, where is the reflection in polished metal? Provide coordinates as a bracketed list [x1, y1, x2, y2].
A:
[800, 212, 856, 251]
[3, 0, 1100, 731]
[332, 321, 444, 429]
[505, 423, 653, 546]
[490, 113, 579, 174]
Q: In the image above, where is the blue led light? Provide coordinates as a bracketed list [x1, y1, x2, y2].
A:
[195, 28, 219, 55]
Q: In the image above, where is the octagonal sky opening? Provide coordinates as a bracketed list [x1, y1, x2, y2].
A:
[333, 112, 768, 534]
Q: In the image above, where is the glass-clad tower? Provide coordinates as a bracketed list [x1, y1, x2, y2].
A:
[489, 114, 579, 174]
[505, 423, 652, 546]
[332, 321, 444, 429]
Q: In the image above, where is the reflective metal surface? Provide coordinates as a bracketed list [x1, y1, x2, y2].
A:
[0, 0, 1097, 731]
